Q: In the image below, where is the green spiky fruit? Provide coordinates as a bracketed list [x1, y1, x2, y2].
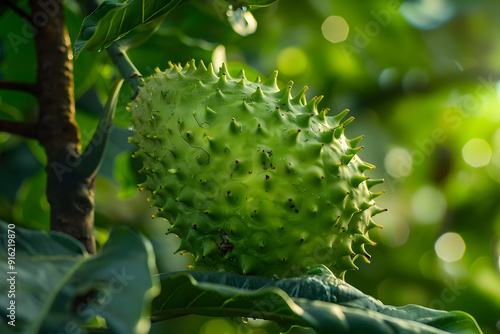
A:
[129, 60, 384, 278]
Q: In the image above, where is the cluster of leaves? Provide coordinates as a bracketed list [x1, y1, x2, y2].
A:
[0, 224, 482, 333]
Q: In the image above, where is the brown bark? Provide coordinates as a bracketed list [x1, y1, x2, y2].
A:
[28, 0, 96, 253]
[0, 119, 38, 139]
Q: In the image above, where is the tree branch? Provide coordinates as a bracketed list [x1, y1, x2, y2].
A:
[106, 42, 143, 98]
[0, 81, 37, 96]
[0, 119, 38, 139]
[1, 0, 34, 26]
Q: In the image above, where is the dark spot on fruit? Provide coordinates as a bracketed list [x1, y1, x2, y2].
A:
[266, 175, 270, 180]
[227, 190, 231, 195]
[290, 205, 295, 208]
[282, 258, 286, 262]
[297, 129, 301, 132]
[295, 209, 299, 213]
[159, 185, 163, 189]
[235, 160, 239, 164]
[321, 176, 325, 179]
[254, 209, 257, 213]
[248, 170, 252, 174]
[203, 210, 208, 214]
[289, 198, 293, 202]
[258, 123, 261, 127]
[192, 224, 197, 229]
[300, 238, 304, 242]
[280, 226, 284, 230]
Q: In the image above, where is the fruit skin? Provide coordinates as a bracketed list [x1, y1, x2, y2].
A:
[129, 60, 384, 279]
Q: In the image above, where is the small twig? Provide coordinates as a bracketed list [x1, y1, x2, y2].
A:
[106, 42, 143, 98]
[1, 0, 34, 26]
[0, 119, 38, 139]
[0, 81, 37, 96]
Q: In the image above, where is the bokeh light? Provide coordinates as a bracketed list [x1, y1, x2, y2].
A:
[399, 0, 455, 30]
[321, 16, 349, 43]
[435, 232, 466, 262]
[384, 147, 413, 178]
[462, 138, 492, 167]
[276, 47, 309, 77]
[200, 319, 235, 334]
[378, 212, 410, 247]
[402, 68, 429, 92]
[378, 68, 400, 90]
[411, 185, 447, 225]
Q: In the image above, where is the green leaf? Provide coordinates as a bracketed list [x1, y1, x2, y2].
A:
[0, 222, 160, 333]
[74, 0, 191, 58]
[75, 78, 124, 179]
[151, 265, 482, 334]
[225, 0, 278, 9]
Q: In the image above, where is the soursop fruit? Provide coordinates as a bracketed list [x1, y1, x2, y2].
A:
[129, 60, 385, 278]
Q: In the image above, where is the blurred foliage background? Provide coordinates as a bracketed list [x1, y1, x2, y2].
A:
[1, 0, 500, 333]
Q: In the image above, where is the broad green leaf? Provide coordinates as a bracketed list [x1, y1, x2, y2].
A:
[0, 222, 160, 333]
[152, 266, 482, 334]
[74, 0, 191, 58]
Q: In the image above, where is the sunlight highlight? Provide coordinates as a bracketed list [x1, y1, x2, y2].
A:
[384, 147, 413, 178]
[462, 138, 492, 167]
[435, 232, 466, 262]
[411, 185, 447, 225]
[321, 16, 349, 43]
[277, 47, 309, 76]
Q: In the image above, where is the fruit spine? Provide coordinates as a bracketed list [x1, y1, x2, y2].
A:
[129, 60, 384, 278]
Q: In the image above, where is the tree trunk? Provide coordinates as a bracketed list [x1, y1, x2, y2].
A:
[29, 0, 96, 253]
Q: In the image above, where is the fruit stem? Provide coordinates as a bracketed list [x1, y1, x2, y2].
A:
[107, 42, 143, 98]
